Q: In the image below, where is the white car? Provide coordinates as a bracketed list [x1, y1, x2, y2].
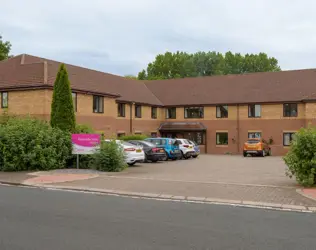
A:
[104, 139, 145, 166]
[176, 139, 195, 159]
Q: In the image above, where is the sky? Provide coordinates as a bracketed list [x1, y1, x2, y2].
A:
[1, 0, 316, 76]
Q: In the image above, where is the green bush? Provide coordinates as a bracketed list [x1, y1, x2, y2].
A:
[119, 134, 148, 141]
[283, 127, 316, 187]
[74, 124, 95, 134]
[90, 140, 126, 172]
[0, 117, 71, 171]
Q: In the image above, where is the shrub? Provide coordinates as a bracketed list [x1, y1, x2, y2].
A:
[90, 140, 126, 172]
[50, 64, 76, 132]
[74, 124, 95, 134]
[283, 127, 316, 187]
[119, 134, 148, 141]
[0, 117, 71, 171]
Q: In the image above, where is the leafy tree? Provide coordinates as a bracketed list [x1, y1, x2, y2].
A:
[0, 35, 12, 61]
[138, 51, 281, 80]
[50, 64, 76, 132]
[124, 75, 138, 80]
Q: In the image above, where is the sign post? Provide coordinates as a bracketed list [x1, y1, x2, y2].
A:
[71, 134, 101, 169]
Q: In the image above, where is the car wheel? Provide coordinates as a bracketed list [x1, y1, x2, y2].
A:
[127, 162, 136, 166]
[192, 155, 198, 158]
[267, 149, 271, 156]
[144, 154, 148, 163]
[261, 150, 265, 157]
[151, 159, 158, 163]
[243, 152, 247, 157]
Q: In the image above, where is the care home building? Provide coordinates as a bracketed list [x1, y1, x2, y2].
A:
[1, 54, 316, 156]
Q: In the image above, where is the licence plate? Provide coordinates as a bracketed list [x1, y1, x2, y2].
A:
[189, 146, 193, 149]
[159, 149, 164, 153]
[136, 149, 141, 153]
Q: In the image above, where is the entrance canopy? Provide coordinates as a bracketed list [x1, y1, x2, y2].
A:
[158, 122, 206, 132]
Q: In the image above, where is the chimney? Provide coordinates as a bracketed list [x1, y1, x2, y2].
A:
[43, 61, 48, 84]
[20, 54, 25, 64]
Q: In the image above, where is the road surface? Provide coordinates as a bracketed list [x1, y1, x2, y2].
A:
[0, 185, 315, 250]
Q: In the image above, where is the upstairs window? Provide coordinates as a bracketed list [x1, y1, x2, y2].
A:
[283, 103, 297, 117]
[216, 105, 228, 118]
[151, 107, 157, 119]
[248, 104, 261, 118]
[72, 92, 77, 112]
[93, 96, 104, 113]
[184, 107, 204, 118]
[1, 92, 8, 108]
[166, 107, 176, 119]
[117, 103, 125, 117]
[135, 105, 142, 118]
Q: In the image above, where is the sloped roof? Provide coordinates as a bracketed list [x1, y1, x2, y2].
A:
[145, 69, 316, 106]
[0, 54, 163, 105]
[1, 54, 316, 106]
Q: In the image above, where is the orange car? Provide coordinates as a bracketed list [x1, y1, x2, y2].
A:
[243, 138, 271, 157]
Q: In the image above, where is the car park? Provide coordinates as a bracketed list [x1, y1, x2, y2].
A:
[243, 138, 271, 157]
[104, 139, 145, 165]
[188, 140, 200, 158]
[175, 139, 196, 159]
[128, 140, 168, 162]
[145, 138, 181, 160]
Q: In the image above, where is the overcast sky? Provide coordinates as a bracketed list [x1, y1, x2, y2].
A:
[1, 0, 316, 76]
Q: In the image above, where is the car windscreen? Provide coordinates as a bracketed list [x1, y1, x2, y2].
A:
[247, 140, 260, 144]
[150, 139, 166, 146]
[141, 141, 156, 147]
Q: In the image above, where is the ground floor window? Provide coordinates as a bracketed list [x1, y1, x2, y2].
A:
[216, 132, 228, 145]
[248, 132, 261, 139]
[151, 132, 158, 137]
[283, 132, 295, 146]
[117, 133, 126, 138]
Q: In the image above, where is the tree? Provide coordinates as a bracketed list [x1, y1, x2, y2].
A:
[138, 51, 281, 80]
[0, 36, 12, 61]
[50, 64, 76, 132]
[124, 75, 138, 80]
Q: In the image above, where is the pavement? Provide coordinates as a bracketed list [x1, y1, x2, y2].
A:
[1, 185, 316, 250]
[0, 155, 316, 212]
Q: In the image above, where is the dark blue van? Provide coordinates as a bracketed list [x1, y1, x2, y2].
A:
[145, 138, 181, 160]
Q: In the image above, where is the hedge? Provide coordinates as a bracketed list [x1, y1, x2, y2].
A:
[119, 134, 148, 141]
[0, 117, 71, 171]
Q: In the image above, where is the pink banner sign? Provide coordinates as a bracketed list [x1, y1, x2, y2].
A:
[72, 134, 101, 155]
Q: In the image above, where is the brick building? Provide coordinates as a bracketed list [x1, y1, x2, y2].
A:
[1, 54, 316, 155]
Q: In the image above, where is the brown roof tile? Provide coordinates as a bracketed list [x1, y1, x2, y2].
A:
[145, 69, 316, 106]
[1, 54, 316, 106]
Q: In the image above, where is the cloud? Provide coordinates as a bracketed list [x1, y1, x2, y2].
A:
[1, 0, 316, 75]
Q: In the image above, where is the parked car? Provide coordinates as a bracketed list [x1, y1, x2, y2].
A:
[188, 140, 200, 158]
[145, 138, 181, 160]
[104, 139, 145, 165]
[243, 138, 271, 157]
[175, 139, 195, 159]
[128, 140, 168, 162]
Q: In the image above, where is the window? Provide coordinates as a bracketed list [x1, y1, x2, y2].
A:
[135, 105, 142, 118]
[184, 107, 204, 118]
[248, 104, 261, 118]
[1, 92, 8, 108]
[166, 107, 176, 119]
[72, 92, 77, 112]
[151, 132, 158, 138]
[151, 107, 157, 119]
[117, 103, 125, 117]
[248, 132, 261, 139]
[93, 96, 104, 113]
[216, 132, 228, 145]
[283, 103, 297, 117]
[117, 133, 126, 138]
[283, 132, 295, 146]
[216, 105, 228, 118]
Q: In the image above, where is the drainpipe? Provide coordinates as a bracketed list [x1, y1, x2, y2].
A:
[129, 102, 134, 134]
[237, 104, 240, 154]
